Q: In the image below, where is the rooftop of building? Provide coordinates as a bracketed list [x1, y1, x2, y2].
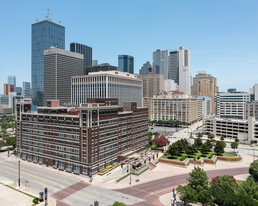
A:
[205, 116, 257, 123]
[44, 47, 84, 59]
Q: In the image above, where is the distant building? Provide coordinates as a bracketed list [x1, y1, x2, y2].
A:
[215, 92, 250, 120]
[0, 95, 9, 105]
[153, 50, 168, 79]
[22, 82, 31, 97]
[4, 84, 14, 95]
[118, 55, 134, 74]
[245, 101, 258, 120]
[168, 45, 191, 95]
[31, 13, 65, 106]
[204, 116, 258, 142]
[138, 74, 164, 98]
[250, 84, 258, 101]
[147, 92, 198, 124]
[228, 88, 237, 93]
[92, 60, 98, 66]
[164, 79, 178, 91]
[71, 71, 143, 107]
[139, 61, 152, 75]
[196, 96, 212, 120]
[16, 87, 22, 95]
[70, 42, 92, 71]
[85, 63, 117, 75]
[8, 75, 16, 91]
[15, 99, 148, 175]
[191, 71, 218, 114]
[43, 47, 84, 106]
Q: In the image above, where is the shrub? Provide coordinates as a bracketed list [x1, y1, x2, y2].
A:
[100, 169, 106, 173]
[208, 152, 215, 159]
[180, 154, 188, 161]
[106, 165, 113, 169]
[33, 197, 39, 204]
[249, 160, 258, 181]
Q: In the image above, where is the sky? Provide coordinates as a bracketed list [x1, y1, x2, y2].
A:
[0, 0, 258, 93]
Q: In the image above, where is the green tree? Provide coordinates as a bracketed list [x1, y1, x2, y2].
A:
[249, 160, 258, 182]
[198, 187, 214, 206]
[205, 140, 213, 150]
[187, 167, 209, 194]
[5, 136, 16, 148]
[214, 141, 226, 155]
[148, 132, 153, 146]
[231, 142, 238, 153]
[235, 138, 239, 143]
[194, 137, 203, 149]
[112, 202, 127, 206]
[177, 185, 198, 205]
[208, 133, 215, 140]
[185, 145, 195, 156]
[250, 140, 254, 145]
[0, 139, 6, 148]
[200, 143, 211, 154]
[220, 136, 225, 141]
[210, 175, 237, 206]
[197, 132, 203, 138]
[167, 144, 180, 156]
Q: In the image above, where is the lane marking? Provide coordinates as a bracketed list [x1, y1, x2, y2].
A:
[0, 164, 64, 187]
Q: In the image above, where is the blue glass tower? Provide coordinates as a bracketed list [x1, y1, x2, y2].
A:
[118, 55, 134, 74]
[31, 18, 65, 106]
[152, 49, 168, 79]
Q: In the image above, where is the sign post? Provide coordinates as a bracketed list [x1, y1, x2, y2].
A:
[44, 187, 48, 206]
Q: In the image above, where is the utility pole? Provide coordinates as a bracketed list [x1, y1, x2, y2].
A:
[18, 160, 20, 187]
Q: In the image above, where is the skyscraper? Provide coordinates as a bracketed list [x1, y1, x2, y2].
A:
[168, 45, 191, 95]
[8, 75, 16, 91]
[43, 47, 84, 106]
[139, 61, 152, 75]
[152, 50, 168, 79]
[4, 84, 14, 95]
[118, 55, 134, 74]
[92, 60, 98, 66]
[22, 82, 31, 97]
[191, 71, 219, 114]
[70, 43, 92, 73]
[31, 12, 65, 106]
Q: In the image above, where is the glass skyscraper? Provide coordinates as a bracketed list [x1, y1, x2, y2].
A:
[31, 18, 65, 106]
[118, 55, 134, 74]
[8, 75, 16, 90]
[152, 49, 168, 79]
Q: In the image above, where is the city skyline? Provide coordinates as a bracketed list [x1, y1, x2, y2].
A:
[0, 1, 258, 94]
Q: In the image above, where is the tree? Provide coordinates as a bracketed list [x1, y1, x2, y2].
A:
[148, 132, 153, 146]
[235, 138, 239, 143]
[187, 167, 209, 194]
[250, 140, 254, 145]
[0, 139, 6, 148]
[167, 144, 180, 156]
[231, 142, 238, 153]
[220, 136, 225, 141]
[185, 145, 195, 156]
[112, 202, 127, 206]
[205, 140, 213, 150]
[210, 175, 237, 206]
[214, 141, 226, 155]
[201, 143, 210, 154]
[194, 137, 203, 149]
[208, 133, 214, 140]
[152, 132, 159, 138]
[249, 160, 258, 182]
[177, 185, 198, 205]
[197, 132, 203, 138]
[5, 136, 16, 148]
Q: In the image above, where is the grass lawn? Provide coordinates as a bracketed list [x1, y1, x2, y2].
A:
[221, 152, 237, 157]
[161, 151, 214, 161]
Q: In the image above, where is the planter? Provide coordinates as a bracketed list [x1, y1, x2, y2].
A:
[98, 164, 120, 176]
[204, 155, 217, 164]
[217, 154, 242, 162]
[159, 158, 189, 166]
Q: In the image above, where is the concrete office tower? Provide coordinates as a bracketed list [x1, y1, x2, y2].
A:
[148, 92, 198, 124]
[196, 96, 212, 120]
[31, 12, 65, 106]
[152, 50, 168, 79]
[191, 71, 219, 114]
[92, 60, 98, 66]
[22, 82, 31, 97]
[43, 47, 84, 106]
[168, 45, 191, 95]
[138, 74, 164, 98]
[85, 63, 117, 75]
[4, 84, 14, 95]
[251, 84, 258, 101]
[8, 75, 16, 91]
[246, 101, 258, 120]
[139, 61, 152, 75]
[215, 92, 250, 120]
[71, 71, 143, 107]
[118, 55, 134, 74]
[70, 43, 92, 72]
[164, 79, 178, 91]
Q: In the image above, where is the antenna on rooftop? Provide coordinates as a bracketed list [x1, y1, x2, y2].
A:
[45, 8, 51, 20]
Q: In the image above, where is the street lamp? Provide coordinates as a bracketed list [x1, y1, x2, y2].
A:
[18, 160, 20, 187]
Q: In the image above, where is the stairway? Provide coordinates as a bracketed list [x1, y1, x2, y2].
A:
[147, 162, 156, 170]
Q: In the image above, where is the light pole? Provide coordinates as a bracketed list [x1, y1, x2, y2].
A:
[18, 160, 20, 187]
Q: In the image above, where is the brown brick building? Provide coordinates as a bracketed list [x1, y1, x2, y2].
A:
[15, 99, 148, 175]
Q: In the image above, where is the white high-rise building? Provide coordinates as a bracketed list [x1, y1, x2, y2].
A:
[164, 79, 178, 91]
[168, 45, 191, 95]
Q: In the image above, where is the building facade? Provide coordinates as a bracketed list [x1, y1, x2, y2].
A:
[168, 45, 191, 95]
[22, 82, 31, 97]
[92, 60, 98, 66]
[204, 116, 258, 143]
[138, 74, 164, 98]
[15, 99, 148, 175]
[71, 71, 143, 107]
[85, 64, 117, 75]
[8, 75, 16, 91]
[43, 47, 84, 106]
[118, 55, 134, 74]
[139, 61, 152, 75]
[152, 50, 168, 79]
[196, 96, 212, 120]
[191, 71, 219, 114]
[70, 43, 92, 70]
[215, 92, 250, 120]
[31, 17, 65, 106]
[148, 92, 198, 124]
[245, 101, 258, 120]
[164, 79, 178, 91]
[4, 84, 14, 95]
